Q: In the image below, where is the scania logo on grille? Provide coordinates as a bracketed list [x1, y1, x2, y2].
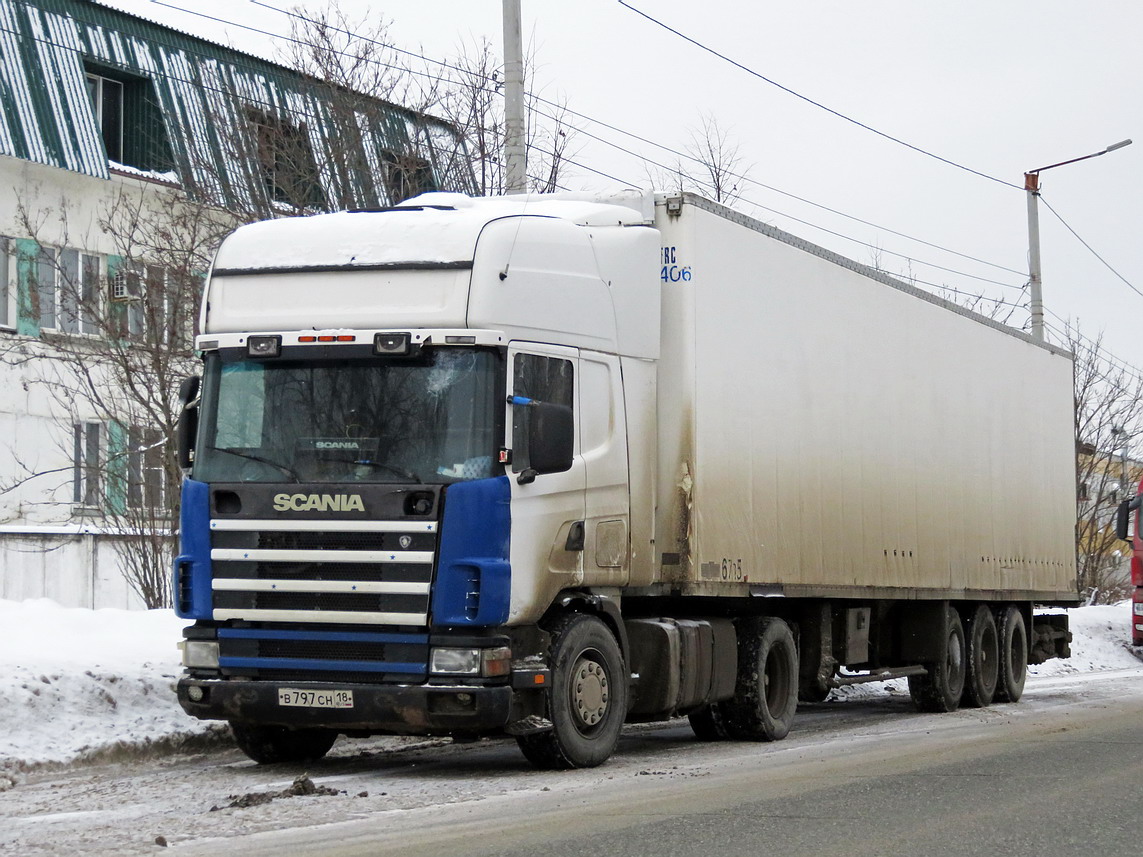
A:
[399, 535, 412, 549]
[272, 493, 366, 512]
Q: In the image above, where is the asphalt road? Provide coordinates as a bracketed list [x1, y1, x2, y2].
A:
[170, 668, 1143, 857]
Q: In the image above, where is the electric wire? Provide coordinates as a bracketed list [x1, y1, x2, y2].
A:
[28, 1, 1142, 367]
[151, 0, 1031, 283]
[615, 0, 1021, 190]
[1039, 195, 1143, 300]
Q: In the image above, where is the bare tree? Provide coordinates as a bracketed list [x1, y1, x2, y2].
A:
[646, 112, 752, 204]
[438, 36, 577, 195]
[2, 184, 233, 607]
[1070, 325, 1143, 603]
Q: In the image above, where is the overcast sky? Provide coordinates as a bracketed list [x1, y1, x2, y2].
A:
[98, 0, 1143, 377]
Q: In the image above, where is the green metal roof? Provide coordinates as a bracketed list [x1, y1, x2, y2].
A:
[0, 0, 475, 210]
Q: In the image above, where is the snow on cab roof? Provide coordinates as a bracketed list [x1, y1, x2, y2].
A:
[211, 191, 654, 272]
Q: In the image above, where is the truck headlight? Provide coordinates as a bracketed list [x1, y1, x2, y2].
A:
[430, 647, 480, 675]
[430, 646, 513, 677]
[179, 640, 220, 669]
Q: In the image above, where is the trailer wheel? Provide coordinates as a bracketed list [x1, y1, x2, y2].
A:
[907, 606, 966, 713]
[688, 704, 730, 741]
[994, 605, 1028, 703]
[516, 613, 627, 769]
[721, 617, 798, 741]
[961, 605, 999, 707]
[229, 723, 337, 764]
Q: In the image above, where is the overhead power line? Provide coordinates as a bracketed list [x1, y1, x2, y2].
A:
[1039, 195, 1143, 301]
[176, 0, 1028, 282]
[616, 0, 1021, 190]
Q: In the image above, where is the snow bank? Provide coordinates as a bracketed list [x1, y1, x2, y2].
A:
[1029, 603, 1142, 675]
[0, 599, 1140, 777]
[0, 599, 219, 775]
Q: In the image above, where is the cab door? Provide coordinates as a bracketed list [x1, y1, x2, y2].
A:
[505, 344, 586, 621]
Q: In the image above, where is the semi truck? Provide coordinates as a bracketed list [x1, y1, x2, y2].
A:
[1117, 479, 1143, 645]
[173, 191, 1077, 769]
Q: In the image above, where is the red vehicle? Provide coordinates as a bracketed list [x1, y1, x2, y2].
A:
[1117, 479, 1143, 646]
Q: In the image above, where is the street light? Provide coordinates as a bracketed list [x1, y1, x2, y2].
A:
[1024, 138, 1132, 341]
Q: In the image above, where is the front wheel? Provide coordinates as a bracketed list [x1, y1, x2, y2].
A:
[229, 722, 337, 764]
[516, 613, 628, 769]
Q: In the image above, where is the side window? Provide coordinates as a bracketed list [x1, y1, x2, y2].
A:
[511, 353, 573, 473]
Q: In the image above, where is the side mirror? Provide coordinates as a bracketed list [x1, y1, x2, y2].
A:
[526, 402, 574, 476]
[176, 375, 201, 470]
[1117, 495, 1141, 542]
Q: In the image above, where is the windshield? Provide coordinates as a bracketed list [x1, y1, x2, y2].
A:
[194, 347, 503, 484]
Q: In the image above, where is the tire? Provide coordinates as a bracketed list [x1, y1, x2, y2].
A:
[720, 617, 798, 741]
[961, 604, 999, 708]
[688, 704, 730, 741]
[229, 722, 337, 764]
[515, 613, 628, 769]
[994, 605, 1028, 703]
[908, 606, 966, 713]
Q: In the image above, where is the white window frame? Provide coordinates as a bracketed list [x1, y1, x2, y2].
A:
[35, 246, 102, 335]
[72, 421, 104, 510]
[85, 72, 124, 163]
[127, 425, 167, 511]
[0, 236, 12, 329]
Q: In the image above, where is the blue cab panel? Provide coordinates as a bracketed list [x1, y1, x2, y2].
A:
[173, 478, 213, 619]
[432, 476, 511, 626]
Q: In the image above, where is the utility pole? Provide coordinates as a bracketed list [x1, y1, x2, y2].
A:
[502, 0, 527, 194]
[1024, 139, 1131, 342]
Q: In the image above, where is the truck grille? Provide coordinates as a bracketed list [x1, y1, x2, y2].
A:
[208, 518, 437, 627]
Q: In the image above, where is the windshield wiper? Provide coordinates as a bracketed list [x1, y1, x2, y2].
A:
[216, 448, 300, 482]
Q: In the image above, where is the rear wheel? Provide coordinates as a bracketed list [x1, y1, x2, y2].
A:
[720, 617, 798, 741]
[516, 613, 627, 769]
[229, 723, 337, 764]
[908, 606, 966, 713]
[994, 605, 1028, 703]
[961, 605, 999, 708]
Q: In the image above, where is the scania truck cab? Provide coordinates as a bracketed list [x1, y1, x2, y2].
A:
[175, 193, 659, 766]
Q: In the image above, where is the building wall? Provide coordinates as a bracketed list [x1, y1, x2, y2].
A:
[0, 1, 475, 608]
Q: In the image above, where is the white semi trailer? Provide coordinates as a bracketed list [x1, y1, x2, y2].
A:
[174, 191, 1077, 768]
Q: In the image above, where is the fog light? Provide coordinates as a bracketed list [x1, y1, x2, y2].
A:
[374, 332, 410, 355]
[430, 647, 480, 675]
[180, 640, 220, 668]
[187, 685, 205, 702]
[246, 335, 281, 358]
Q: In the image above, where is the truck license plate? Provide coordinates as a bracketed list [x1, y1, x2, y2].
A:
[277, 688, 354, 709]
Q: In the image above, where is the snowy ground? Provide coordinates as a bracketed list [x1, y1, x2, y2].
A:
[1, 598, 1140, 779]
